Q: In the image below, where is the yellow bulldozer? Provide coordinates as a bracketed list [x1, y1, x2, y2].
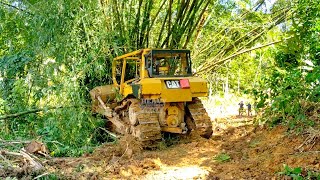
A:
[90, 49, 212, 147]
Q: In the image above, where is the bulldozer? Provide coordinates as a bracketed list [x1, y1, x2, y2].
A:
[90, 49, 213, 147]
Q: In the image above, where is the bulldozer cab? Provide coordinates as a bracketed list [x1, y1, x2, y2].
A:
[113, 55, 141, 86]
[144, 49, 192, 77]
[112, 49, 193, 95]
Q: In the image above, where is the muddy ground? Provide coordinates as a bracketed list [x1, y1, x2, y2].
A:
[37, 116, 319, 179]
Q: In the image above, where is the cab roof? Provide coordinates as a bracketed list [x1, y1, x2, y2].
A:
[113, 49, 190, 60]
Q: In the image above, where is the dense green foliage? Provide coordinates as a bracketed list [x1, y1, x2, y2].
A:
[0, 0, 318, 156]
[0, 0, 114, 156]
[255, 0, 320, 127]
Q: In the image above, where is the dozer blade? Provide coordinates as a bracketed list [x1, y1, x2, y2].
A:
[90, 85, 128, 134]
[90, 85, 117, 113]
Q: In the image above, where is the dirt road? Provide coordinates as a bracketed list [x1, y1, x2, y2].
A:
[45, 116, 319, 179]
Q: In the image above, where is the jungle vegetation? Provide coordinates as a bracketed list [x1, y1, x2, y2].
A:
[0, 0, 319, 156]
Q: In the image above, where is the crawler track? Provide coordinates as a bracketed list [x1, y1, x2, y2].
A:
[129, 102, 162, 148]
[187, 98, 213, 138]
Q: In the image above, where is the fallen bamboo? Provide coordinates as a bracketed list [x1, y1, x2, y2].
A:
[0, 108, 50, 120]
[19, 150, 43, 171]
[0, 105, 89, 120]
[1, 150, 43, 171]
[0, 140, 31, 145]
[0, 153, 13, 167]
[33, 172, 50, 180]
[99, 127, 118, 140]
[196, 39, 286, 75]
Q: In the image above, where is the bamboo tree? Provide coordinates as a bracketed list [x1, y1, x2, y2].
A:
[196, 7, 290, 74]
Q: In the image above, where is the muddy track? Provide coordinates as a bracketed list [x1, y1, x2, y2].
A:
[4, 116, 319, 179]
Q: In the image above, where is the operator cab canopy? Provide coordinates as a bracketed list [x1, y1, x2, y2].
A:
[112, 49, 193, 87]
[144, 49, 192, 78]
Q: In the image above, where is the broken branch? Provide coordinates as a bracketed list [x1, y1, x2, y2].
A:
[0, 105, 89, 120]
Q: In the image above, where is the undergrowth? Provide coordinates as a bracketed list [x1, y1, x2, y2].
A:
[253, 62, 320, 130]
[0, 105, 112, 157]
[213, 153, 231, 163]
[278, 164, 320, 180]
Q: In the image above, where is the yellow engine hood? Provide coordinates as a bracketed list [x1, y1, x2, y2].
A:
[140, 77, 208, 102]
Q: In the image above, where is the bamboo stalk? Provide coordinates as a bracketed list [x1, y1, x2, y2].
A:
[139, 0, 153, 47]
[196, 39, 285, 74]
[20, 150, 43, 171]
[134, 0, 143, 48]
[171, 0, 199, 47]
[160, 0, 188, 47]
[33, 173, 50, 180]
[99, 127, 117, 139]
[146, 0, 166, 46]
[0, 140, 31, 145]
[0, 105, 87, 120]
[196, 6, 290, 72]
[156, 10, 168, 47]
[183, 0, 210, 48]
[197, 9, 290, 73]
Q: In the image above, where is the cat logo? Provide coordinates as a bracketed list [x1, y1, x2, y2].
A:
[165, 80, 180, 89]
